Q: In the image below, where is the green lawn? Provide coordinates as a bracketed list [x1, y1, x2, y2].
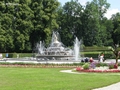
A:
[0, 67, 120, 90]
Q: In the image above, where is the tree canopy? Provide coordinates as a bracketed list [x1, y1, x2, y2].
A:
[0, 0, 120, 52]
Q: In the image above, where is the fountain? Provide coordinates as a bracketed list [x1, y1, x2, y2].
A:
[74, 37, 80, 61]
[36, 32, 81, 61]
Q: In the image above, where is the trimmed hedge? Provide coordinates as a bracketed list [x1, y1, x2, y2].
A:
[83, 46, 116, 59]
[84, 53, 114, 59]
[1, 52, 114, 59]
[0, 46, 116, 59]
[84, 47, 110, 52]
[1, 53, 33, 58]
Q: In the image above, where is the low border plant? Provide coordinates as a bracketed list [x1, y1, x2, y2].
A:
[82, 63, 90, 70]
[108, 62, 118, 69]
[108, 62, 114, 69]
[76, 62, 120, 73]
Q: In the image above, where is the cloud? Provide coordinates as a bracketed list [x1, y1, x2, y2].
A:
[105, 9, 120, 19]
[78, 0, 92, 6]
[78, 0, 87, 6]
[77, 0, 120, 19]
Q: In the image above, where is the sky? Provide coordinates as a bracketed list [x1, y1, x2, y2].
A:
[58, 0, 120, 19]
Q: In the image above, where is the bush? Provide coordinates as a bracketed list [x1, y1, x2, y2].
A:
[1, 53, 33, 58]
[82, 63, 90, 70]
[96, 62, 107, 67]
[8, 53, 14, 58]
[108, 62, 114, 69]
[114, 64, 118, 69]
[84, 53, 113, 59]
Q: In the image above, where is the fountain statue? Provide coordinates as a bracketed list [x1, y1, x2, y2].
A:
[36, 32, 81, 60]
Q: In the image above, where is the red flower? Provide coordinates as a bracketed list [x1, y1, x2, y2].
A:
[90, 59, 93, 63]
[89, 57, 93, 63]
[114, 64, 118, 69]
[76, 67, 120, 73]
[76, 67, 82, 71]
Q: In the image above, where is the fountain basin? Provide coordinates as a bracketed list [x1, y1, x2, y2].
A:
[36, 54, 74, 60]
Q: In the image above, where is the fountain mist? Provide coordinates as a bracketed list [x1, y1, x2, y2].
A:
[74, 37, 80, 61]
[36, 31, 81, 61]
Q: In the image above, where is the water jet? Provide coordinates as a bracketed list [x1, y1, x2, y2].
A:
[36, 32, 81, 61]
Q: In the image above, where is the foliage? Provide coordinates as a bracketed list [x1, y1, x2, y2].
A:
[30, 0, 59, 47]
[111, 13, 120, 44]
[108, 62, 118, 69]
[57, 0, 83, 46]
[82, 0, 110, 46]
[95, 62, 108, 67]
[1, 53, 32, 58]
[0, 0, 120, 53]
[82, 63, 90, 69]
[0, 0, 59, 52]
[84, 53, 112, 59]
[108, 45, 120, 65]
[108, 62, 114, 69]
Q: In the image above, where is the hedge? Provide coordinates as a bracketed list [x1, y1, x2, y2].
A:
[83, 53, 114, 59]
[1, 53, 33, 58]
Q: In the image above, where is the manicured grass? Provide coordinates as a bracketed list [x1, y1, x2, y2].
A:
[0, 67, 120, 90]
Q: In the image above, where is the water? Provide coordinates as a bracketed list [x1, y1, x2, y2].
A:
[37, 41, 45, 55]
[74, 37, 80, 61]
[36, 32, 81, 61]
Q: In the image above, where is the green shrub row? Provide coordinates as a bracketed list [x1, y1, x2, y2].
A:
[83, 47, 110, 52]
[1, 52, 114, 59]
[83, 53, 114, 59]
[1, 53, 33, 58]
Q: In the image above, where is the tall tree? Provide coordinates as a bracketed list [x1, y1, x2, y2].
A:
[102, 18, 113, 45]
[82, 0, 110, 46]
[30, 0, 59, 48]
[12, 0, 33, 52]
[111, 13, 120, 45]
[0, 0, 15, 52]
[57, 0, 83, 46]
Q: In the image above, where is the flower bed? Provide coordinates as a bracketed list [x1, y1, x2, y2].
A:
[0, 64, 78, 68]
[76, 67, 120, 73]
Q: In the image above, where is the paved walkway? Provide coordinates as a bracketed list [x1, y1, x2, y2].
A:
[60, 69, 120, 90]
[93, 82, 120, 90]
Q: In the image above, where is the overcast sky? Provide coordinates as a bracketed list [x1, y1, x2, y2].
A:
[58, 0, 120, 19]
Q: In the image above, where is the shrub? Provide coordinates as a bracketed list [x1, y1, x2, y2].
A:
[82, 63, 90, 70]
[108, 62, 114, 69]
[8, 53, 14, 58]
[96, 62, 107, 67]
[114, 64, 118, 69]
[108, 63, 118, 69]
